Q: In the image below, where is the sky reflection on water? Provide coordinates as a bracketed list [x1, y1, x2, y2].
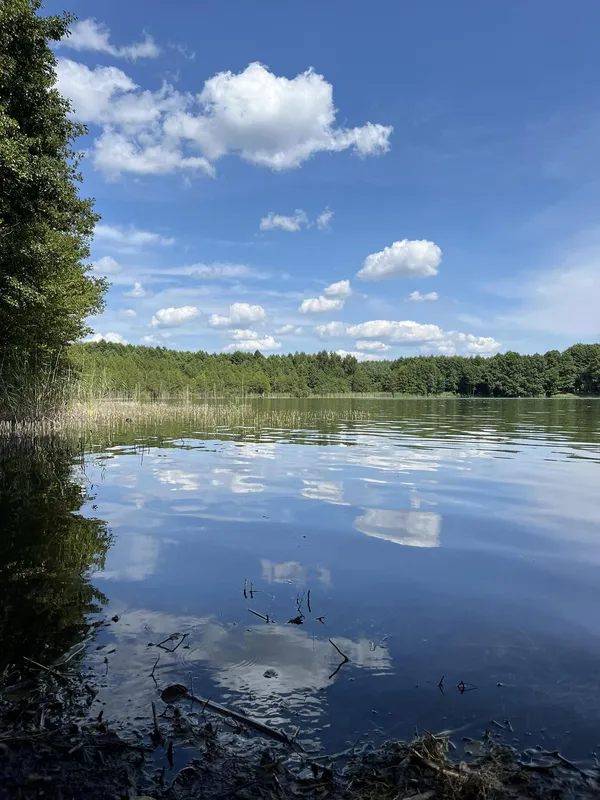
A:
[81, 399, 600, 757]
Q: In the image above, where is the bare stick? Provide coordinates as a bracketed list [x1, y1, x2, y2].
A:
[23, 657, 69, 682]
[307, 589, 311, 613]
[248, 608, 269, 622]
[164, 685, 297, 748]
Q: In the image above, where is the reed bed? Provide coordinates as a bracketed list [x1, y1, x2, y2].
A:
[0, 398, 371, 440]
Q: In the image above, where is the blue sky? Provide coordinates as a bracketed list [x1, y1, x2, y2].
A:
[47, 0, 600, 358]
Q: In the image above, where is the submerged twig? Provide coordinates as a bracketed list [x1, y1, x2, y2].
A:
[248, 608, 272, 623]
[161, 684, 296, 748]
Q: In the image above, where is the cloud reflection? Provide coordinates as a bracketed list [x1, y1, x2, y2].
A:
[301, 480, 347, 505]
[354, 508, 441, 548]
[261, 560, 333, 587]
[94, 609, 392, 735]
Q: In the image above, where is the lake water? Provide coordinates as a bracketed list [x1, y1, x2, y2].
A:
[2, 398, 600, 759]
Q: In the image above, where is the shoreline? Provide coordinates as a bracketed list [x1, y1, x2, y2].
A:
[2, 651, 599, 800]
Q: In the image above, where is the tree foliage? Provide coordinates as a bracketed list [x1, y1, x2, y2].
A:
[70, 342, 600, 398]
[0, 0, 106, 406]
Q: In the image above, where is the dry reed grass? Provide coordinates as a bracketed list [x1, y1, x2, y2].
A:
[0, 398, 370, 440]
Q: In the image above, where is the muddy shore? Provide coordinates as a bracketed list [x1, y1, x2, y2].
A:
[2, 653, 599, 800]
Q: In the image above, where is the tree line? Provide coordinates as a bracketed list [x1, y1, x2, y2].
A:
[70, 342, 600, 398]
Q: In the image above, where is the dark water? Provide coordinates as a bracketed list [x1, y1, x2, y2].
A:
[2, 398, 600, 758]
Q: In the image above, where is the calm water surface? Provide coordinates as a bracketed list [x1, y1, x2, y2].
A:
[3, 398, 600, 758]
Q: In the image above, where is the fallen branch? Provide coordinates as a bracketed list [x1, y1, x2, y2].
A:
[161, 684, 296, 748]
[23, 657, 70, 683]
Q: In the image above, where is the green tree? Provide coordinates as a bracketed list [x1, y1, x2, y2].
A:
[0, 1, 106, 415]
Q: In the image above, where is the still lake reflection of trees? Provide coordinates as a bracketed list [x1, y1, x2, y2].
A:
[0, 437, 111, 669]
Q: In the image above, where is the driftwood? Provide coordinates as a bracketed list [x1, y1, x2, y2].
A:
[161, 684, 296, 748]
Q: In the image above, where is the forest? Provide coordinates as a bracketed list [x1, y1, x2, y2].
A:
[70, 341, 600, 398]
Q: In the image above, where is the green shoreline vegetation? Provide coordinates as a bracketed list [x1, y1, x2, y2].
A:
[69, 341, 600, 402]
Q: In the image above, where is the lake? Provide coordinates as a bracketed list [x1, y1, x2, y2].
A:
[2, 398, 600, 760]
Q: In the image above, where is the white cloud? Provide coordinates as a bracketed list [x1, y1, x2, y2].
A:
[346, 319, 445, 342]
[119, 309, 137, 318]
[336, 349, 382, 362]
[141, 335, 161, 346]
[60, 18, 160, 60]
[224, 335, 281, 352]
[56, 59, 138, 123]
[316, 208, 334, 230]
[209, 303, 266, 328]
[299, 296, 344, 314]
[151, 306, 200, 327]
[88, 332, 127, 344]
[93, 255, 122, 275]
[93, 130, 214, 178]
[275, 325, 303, 335]
[356, 340, 390, 352]
[357, 239, 442, 281]
[167, 62, 392, 170]
[422, 333, 502, 356]
[228, 329, 260, 341]
[316, 321, 347, 338]
[190, 263, 261, 279]
[125, 281, 148, 298]
[57, 59, 391, 178]
[260, 210, 308, 232]
[95, 223, 174, 249]
[406, 290, 439, 302]
[317, 318, 501, 355]
[324, 279, 352, 299]
[56, 60, 214, 178]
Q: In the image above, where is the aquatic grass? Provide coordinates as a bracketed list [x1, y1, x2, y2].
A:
[0, 398, 371, 441]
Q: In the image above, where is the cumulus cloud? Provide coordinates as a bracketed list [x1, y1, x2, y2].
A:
[209, 303, 266, 328]
[406, 290, 439, 302]
[60, 18, 160, 60]
[56, 60, 214, 178]
[324, 279, 352, 299]
[125, 281, 147, 298]
[421, 333, 502, 356]
[93, 255, 122, 275]
[151, 306, 200, 327]
[260, 210, 308, 232]
[356, 340, 390, 352]
[316, 208, 334, 230]
[224, 335, 281, 352]
[95, 222, 174, 249]
[299, 296, 344, 314]
[88, 332, 127, 344]
[346, 319, 444, 342]
[315, 321, 347, 339]
[275, 325, 303, 335]
[317, 318, 501, 355]
[56, 58, 391, 178]
[336, 350, 382, 362]
[357, 239, 442, 281]
[141, 335, 161, 346]
[119, 308, 137, 318]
